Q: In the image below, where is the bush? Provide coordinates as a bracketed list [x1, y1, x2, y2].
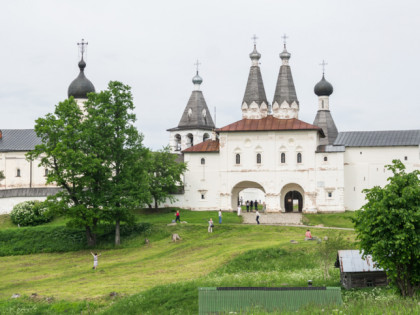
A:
[10, 201, 53, 226]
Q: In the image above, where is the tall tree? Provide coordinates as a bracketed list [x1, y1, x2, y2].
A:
[84, 81, 150, 245]
[354, 160, 420, 297]
[27, 98, 104, 246]
[147, 147, 187, 209]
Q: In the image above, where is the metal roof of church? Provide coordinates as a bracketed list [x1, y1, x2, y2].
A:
[182, 139, 219, 153]
[0, 129, 42, 152]
[334, 130, 420, 147]
[216, 116, 325, 136]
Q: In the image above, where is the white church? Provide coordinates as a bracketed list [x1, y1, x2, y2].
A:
[165, 42, 420, 213]
[1, 40, 420, 213]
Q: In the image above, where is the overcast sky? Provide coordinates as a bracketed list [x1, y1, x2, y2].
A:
[1, 0, 419, 150]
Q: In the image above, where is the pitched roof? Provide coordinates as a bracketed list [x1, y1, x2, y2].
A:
[313, 110, 338, 145]
[216, 116, 324, 136]
[167, 90, 215, 131]
[272, 64, 299, 106]
[334, 130, 420, 147]
[0, 129, 42, 152]
[182, 139, 219, 153]
[242, 66, 268, 106]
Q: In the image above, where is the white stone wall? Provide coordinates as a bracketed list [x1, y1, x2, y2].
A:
[0, 196, 47, 214]
[343, 146, 420, 210]
[0, 152, 50, 189]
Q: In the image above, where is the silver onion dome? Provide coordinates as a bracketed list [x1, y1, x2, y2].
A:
[314, 74, 334, 96]
[280, 47, 291, 60]
[249, 45, 261, 61]
[192, 71, 203, 85]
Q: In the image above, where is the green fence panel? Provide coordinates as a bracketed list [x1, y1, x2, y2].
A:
[198, 287, 342, 314]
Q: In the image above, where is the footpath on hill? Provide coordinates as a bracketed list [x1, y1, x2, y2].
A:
[240, 212, 354, 230]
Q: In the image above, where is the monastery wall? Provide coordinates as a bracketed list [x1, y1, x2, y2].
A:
[343, 146, 420, 210]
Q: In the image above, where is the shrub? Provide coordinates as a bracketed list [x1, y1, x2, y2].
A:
[10, 201, 53, 226]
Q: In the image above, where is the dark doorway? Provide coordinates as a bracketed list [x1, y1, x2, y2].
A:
[284, 191, 303, 212]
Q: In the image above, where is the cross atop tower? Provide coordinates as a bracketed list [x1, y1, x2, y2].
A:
[319, 60, 328, 74]
[77, 39, 88, 59]
[194, 59, 201, 73]
[251, 34, 258, 46]
[281, 34, 289, 48]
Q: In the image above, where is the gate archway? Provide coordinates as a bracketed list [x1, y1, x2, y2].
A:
[280, 183, 304, 213]
[231, 181, 265, 210]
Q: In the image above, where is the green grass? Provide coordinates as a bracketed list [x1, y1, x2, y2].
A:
[302, 211, 355, 228]
[0, 209, 417, 314]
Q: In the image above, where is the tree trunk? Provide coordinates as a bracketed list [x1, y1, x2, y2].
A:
[115, 219, 121, 246]
[148, 203, 152, 209]
[86, 226, 96, 246]
[154, 199, 158, 209]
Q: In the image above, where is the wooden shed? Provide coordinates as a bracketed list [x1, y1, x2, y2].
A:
[335, 250, 388, 289]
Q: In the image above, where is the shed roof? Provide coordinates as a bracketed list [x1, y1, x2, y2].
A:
[182, 139, 219, 153]
[337, 250, 384, 273]
[334, 130, 420, 147]
[0, 129, 42, 152]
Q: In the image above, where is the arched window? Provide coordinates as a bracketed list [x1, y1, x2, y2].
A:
[281, 153, 286, 163]
[235, 154, 240, 165]
[203, 133, 210, 142]
[256, 153, 261, 164]
[201, 158, 205, 165]
[16, 169, 21, 177]
[297, 153, 302, 163]
[175, 134, 181, 151]
[324, 156, 328, 162]
[187, 133, 193, 148]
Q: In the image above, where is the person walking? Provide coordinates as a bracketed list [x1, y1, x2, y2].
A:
[175, 210, 180, 223]
[91, 252, 101, 270]
[218, 210, 222, 224]
[256, 210, 260, 225]
[246, 200, 250, 212]
[208, 218, 214, 233]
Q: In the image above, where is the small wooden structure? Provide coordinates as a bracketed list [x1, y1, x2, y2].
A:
[335, 250, 388, 289]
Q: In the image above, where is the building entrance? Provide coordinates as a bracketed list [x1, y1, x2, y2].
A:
[284, 190, 303, 212]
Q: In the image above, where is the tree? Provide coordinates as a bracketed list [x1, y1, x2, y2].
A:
[27, 98, 104, 246]
[83, 81, 151, 245]
[147, 147, 187, 209]
[354, 160, 420, 297]
[318, 233, 349, 280]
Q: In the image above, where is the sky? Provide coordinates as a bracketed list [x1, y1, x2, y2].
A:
[0, 0, 419, 150]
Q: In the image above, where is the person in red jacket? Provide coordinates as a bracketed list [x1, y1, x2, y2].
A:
[175, 210, 180, 223]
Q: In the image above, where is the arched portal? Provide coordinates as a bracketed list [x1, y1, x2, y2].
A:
[231, 181, 265, 210]
[280, 183, 304, 213]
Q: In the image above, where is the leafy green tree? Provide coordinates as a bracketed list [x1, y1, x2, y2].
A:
[354, 160, 420, 297]
[147, 147, 187, 209]
[27, 98, 104, 246]
[83, 81, 151, 245]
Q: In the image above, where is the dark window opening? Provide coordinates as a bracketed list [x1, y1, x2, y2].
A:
[235, 154, 240, 165]
[281, 153, 286, 163]
[256, 153, 261, 164]
[324, 156, 328, 162]
[16, 169, 21, 177]
[201, 158, 205, 165]
[328, 192, 332, 198]
[404, 156, 408, 161]
[201, 194, 205, 200]
[297, 153, 302, 163]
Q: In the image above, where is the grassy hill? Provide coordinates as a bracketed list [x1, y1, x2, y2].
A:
[0, 209, 418, 314]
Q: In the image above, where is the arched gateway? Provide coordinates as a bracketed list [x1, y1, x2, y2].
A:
[231, 181, 265, 210]
[281, 183, 304, 213]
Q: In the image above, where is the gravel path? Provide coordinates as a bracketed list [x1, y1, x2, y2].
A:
[241, 212, 303, 225]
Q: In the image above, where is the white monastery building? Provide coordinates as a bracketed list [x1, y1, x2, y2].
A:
[165, 42, 420, 213]
[1, 39, 420, 213]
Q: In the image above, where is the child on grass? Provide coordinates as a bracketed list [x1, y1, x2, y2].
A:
[91, 252, 101, 269]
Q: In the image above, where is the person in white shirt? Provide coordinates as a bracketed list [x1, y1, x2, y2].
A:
[256, 211, 260, 224]
[208, 218, 214, 232]
[218, 210, 222, 224]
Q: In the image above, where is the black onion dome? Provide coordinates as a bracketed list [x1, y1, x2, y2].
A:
[67, 59, 95, 99]
[314, 74, 333, 96]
